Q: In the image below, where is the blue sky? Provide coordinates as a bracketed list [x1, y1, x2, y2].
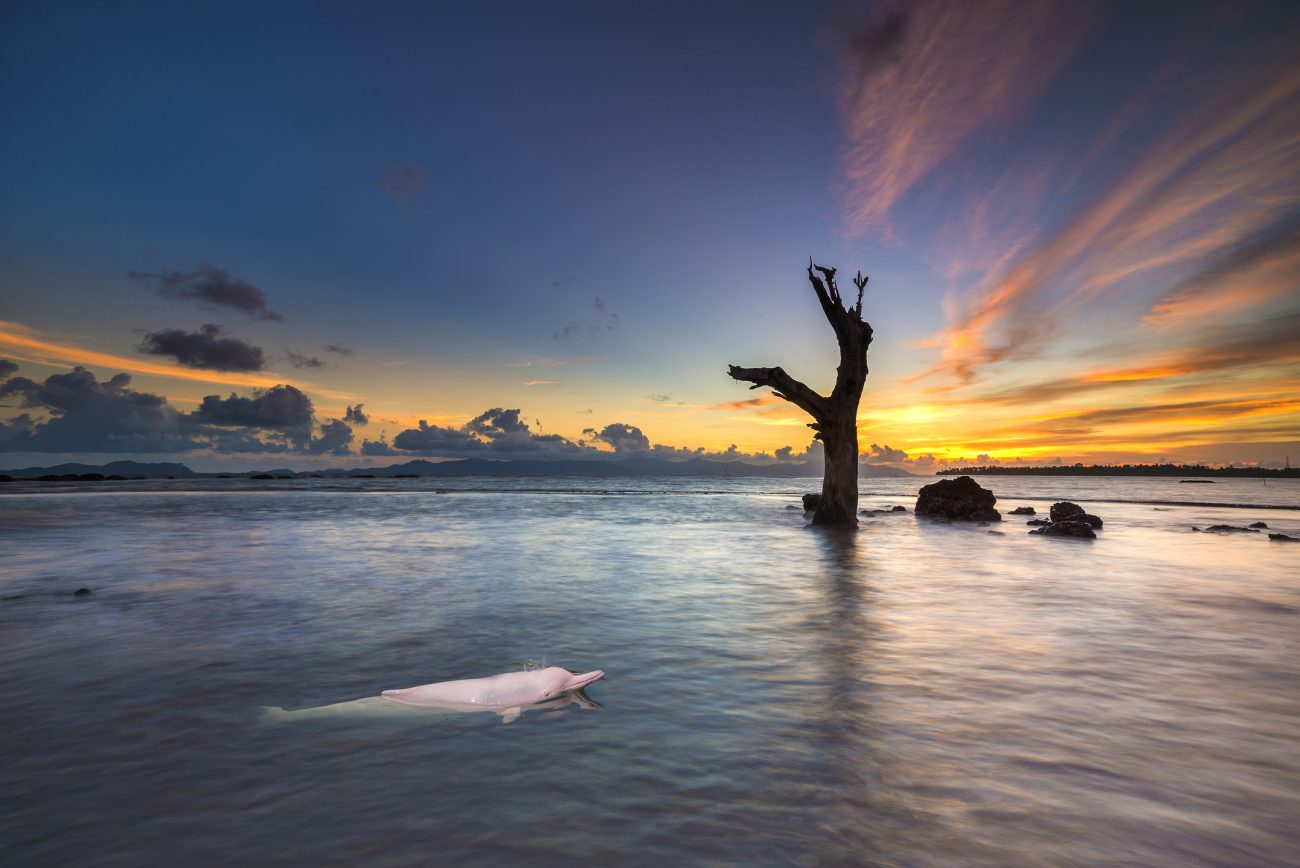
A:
[3, 1, 1299, 469]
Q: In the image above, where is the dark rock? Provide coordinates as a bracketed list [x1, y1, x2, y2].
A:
[1026, 519, 1052, 526]
[1249, 522, 1268, 529]
[352, 474, 376, 479]
[1269, 533, 1299, 542]
[1009, 506, 1036, 515]
[1031, 520, 1096, 539]
[1049, 501, 1085, 522]
[73, 588, 91, 597]
[802, 493, 821, 512]
[275, 475, 294, 479]
[785, 505, 801, 510]
[0, 475, 12, 482]
[216, 474, 233, 478]
[250, 473, 275, 480]
[891, 505, 906, 512]
[106, 475, 127, 481]
[77, 473, 105, 481]
[1073, 513, 1104, 529]
[914, 476, 1001, 522]
[394, 473, 419, 478]
[1203, 524, 1259, 533]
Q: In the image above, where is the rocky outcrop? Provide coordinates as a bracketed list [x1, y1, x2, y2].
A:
[915, 476, 1001, 522]
[1197, 525, 1259, 533]
[1009, 506, 1035, 515]
[802, 493, 821, 512]
[1031, 520, 1097, 539]
[1269, 533, 1299, 542]
[1049, 501, 1085, 522]
[1072, 513, 1104, 529]
[1249, 522, 1268, 529]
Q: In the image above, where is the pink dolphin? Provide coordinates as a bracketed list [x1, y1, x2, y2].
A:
[382, 667, 605, 710]
[261, 666, 604, 725]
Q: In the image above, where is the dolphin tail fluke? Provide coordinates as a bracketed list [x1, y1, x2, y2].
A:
[258, 705, 290, 725]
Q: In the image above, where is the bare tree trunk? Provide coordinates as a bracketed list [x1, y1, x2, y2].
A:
[728, 261, 873, 527]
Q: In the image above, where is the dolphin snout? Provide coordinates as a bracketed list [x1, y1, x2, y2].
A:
[567, 669, 605, 690]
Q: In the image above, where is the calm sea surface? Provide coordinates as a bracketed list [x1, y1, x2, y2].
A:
[2, 476, 1298, 866]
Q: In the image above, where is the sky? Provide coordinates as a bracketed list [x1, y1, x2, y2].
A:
[2, 0, 1298, 471]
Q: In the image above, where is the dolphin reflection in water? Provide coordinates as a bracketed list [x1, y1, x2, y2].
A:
[261, 666, 606, 725]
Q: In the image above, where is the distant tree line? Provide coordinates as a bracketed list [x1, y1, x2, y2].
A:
[936, 463, 1298, 478]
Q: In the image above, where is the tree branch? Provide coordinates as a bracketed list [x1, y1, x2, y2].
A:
[726, 365, 828, 420]
[852, 271, 868, 318]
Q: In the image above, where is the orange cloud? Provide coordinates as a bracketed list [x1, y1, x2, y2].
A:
[916, 55, 1300, 384]
[0, 321, 294, 389]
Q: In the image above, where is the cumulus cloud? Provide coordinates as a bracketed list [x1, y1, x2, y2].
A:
[344, 404, 369, 425]
[307, 419, 354, 455]
[129, 264, 283, 320]
[138, 324, 265, 372]
[0, 367, 199, 453]
[190, 384, 314, 430]
[584, 422, 650, 453]
[866, 443, 908, 463]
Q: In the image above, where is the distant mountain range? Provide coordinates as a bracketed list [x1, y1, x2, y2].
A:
[2, 457, 916, 479]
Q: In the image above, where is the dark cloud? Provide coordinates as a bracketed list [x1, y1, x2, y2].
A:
[323, 343, 354, 356]
[308, 419, 354, 455]
[647, 393, 672, 403]
[377, 161, 426, 204]
[866, 443, 908, 463]
[360, 438, 398, 456]
[584, 422, 650, 453]
[344, 404, 369, 425]
[0, 359, 17, 379]
[286, 350, 324, 369]
[392, 419, 480, 453]
[129, 264, 283, 320]
[190, 385, 314, 430]
[577, 408, 593, 414]
[553, 324, 578, 340]
[0, 367, 199, 453]
[138, 324, 265, 372]
[551, 276, 575, 289]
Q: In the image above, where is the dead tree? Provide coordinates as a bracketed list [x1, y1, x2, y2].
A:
[728, 261, 873, 527]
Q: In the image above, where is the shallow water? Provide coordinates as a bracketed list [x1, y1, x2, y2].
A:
[2, 477, 1298, 866]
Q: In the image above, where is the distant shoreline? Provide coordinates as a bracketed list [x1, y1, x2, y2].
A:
[938, 465, 1298, 479]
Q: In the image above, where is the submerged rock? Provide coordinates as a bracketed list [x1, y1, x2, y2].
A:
[891, 505, 906, 512]
[73, 588, 91, 597]
[1049, 501, 1085, 522]
[802, 493, 821, 512]
[1269, 533, 1299, 542]
[1031, 520, 1096, 539]
[1249, 522, 1268, 529]
[1201, 524, 1260, 533]
[1009, 506, 1036, 515]
[1026, 518, 1052, 526]
[914, 476, 1001, 522]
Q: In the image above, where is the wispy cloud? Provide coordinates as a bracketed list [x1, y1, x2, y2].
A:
[507, 356, 597, 367]
[520, 380, 562, 386]
[836, 0, 1093, 234]
[917, 53, 1300, 384]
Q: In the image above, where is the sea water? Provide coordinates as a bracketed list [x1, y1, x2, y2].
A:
[2, 476, 1298, 866]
